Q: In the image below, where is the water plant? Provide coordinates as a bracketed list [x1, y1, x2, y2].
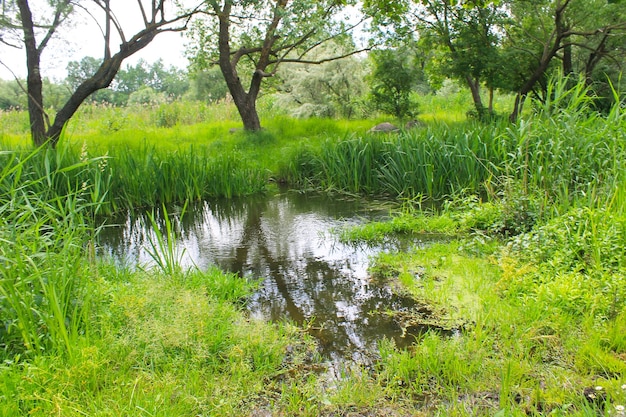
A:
[145, 203, 189, 275]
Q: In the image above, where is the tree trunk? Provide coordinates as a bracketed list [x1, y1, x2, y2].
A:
[16, 0, 189, 147]
[584, 31, 610, 86]
[216, 2, 287, 132]
[230, 89, 262, 131]
[17, 0, 47, 146]
[562, 41, 573, 75]
[46, 55, 125, 145]
[510, 92, 526, 122]
[465, 75, 484, 114]
[217, 4, 263, 131]
[509, 0, 570, 122]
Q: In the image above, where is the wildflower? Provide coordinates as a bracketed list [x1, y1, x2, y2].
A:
[615, 405, 625, 412]
[595, 386, 604, 391]
[622, 384, 626, 390]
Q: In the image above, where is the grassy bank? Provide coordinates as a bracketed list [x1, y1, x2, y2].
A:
[0, 78, 624, 415]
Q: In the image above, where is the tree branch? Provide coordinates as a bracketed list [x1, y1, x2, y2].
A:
[269, 47, 370, 67]
[37, 0, 71, 54]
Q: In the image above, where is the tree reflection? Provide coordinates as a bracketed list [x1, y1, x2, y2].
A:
[98, 191, 425, 361]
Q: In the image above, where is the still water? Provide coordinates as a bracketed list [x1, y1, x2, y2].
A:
[98, 190, 435, 363]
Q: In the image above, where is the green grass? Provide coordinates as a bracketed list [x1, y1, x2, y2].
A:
[0, 77, 625, 415]
[0, 267, 320, 416]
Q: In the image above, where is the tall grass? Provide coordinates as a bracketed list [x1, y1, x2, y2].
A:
[0, 142, 270, 215]
[106, 145, 267, 211]
[288, 76, 625, 217]
[146, 203, 189, 275]
[0, 146, 105, 358]
[286, 121, 505, 198]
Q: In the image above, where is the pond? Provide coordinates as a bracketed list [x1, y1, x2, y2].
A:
[98, 190, 442, 364]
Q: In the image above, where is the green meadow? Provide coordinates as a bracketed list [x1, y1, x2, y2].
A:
[0, 80, 625, 416]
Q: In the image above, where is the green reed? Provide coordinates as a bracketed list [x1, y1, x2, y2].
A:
[288, 77, 624, 219]
[0, 146, 105, 358]
[288, 122, 503, 199]
[145, 203, 189, 275]
[106, 145, 268, 211]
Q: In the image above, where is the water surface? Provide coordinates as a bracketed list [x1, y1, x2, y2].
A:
[99, 191, 436, 362]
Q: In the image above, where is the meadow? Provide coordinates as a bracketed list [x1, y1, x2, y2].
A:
[0, 79, 624, 416]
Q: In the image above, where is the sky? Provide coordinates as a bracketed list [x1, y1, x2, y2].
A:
[0, 2, 191, 81]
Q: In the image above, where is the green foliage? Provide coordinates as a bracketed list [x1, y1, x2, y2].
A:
[452, 181, 541, 237]
[275, 45, 369, 119]
[127, 86, 167, 106]
[65, 57, 190, 106]
[0, 146, 107, 358]
[507, 206, 625, 286]
[368, 48, 421, 119]
[0, 266, 315, 416]
[187, 67, 229, 102]
[0, 79, 26, 110]
[0, 73, 625, 416]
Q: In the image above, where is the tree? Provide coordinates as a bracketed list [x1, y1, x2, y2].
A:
[187, 67, 229, 102]
[502, 0, 626, 120]
[365, 0, 506, 117]
[1, 1, 197, 146]
[366, 0, 626, 121]
[274, 42, 369, 119]
[0, 79, 26, 109]
[113, 59, 189, 102]
[368, 47, 422, 120]
[66, 56, 119, 104]
[187, 0, 369, 131]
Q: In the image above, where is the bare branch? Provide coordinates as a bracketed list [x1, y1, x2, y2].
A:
[137, 0, 149, 26]
[0, 59, 50, 128]
[0, 35, 20, 48]
[269, 47, 370, 67]
[37, 0, 71, 54]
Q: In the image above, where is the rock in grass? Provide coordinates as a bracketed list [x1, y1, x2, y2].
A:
[368, 122, 399, 133]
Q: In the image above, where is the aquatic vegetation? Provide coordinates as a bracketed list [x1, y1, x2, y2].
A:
[0, 76, 624, 415]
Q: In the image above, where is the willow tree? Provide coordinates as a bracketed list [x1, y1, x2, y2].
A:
[0, 1, 197, 146]
[187, 0, 368, 131]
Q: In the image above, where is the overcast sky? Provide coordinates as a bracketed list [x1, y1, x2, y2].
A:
[0, 2, 191, 81]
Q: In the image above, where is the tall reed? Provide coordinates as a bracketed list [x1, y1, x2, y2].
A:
[106, 145, 268, 211]
[289, 76, 625, 217]
[0, 146, 105, 358]
[145, 203, 189, 275]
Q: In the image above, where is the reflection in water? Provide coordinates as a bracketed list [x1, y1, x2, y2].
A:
[98, 191, 432, 362]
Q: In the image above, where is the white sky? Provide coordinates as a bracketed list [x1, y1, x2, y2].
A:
[0, 1, 191, 81]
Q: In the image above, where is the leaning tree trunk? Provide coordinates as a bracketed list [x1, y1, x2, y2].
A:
[236, 96, 262, 131]
[216, 1, 286, 132]
[46, 54, 126, 146]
